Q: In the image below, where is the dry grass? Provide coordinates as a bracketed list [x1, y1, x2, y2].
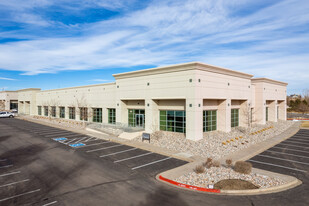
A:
[214, 179, 259, 190]
[233, 161, 252, 174]
[193, 164, 205, 174]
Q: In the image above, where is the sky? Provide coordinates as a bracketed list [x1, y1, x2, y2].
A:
[0, 0, 308, 94]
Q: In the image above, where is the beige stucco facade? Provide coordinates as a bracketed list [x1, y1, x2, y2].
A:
[16, 62, 287, 141]
[0, 91, 18, 111]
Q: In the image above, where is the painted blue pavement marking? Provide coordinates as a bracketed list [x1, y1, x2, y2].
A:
[53, 137, 67, 141]
[69, 143, 86, 148]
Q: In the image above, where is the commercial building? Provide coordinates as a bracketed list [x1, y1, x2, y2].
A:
[0, 91, 18, 111]
[17, 62, 287, 141]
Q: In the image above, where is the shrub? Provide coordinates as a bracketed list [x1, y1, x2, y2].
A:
[203, 158, 213, 168]
[226, 159, 233, 168]
[212, 160, 220, 167]
[233, 161, 252, 174]
[193, 164, 205, 174]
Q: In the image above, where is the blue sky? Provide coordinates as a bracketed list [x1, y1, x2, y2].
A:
[0, 0, 308, 94]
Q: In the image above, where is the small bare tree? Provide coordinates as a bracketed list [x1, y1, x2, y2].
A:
[42, 99, 60, 120]
[242, 106, 258, 128]
[74, 95, 93, 128]
[0, 101, 5, 111]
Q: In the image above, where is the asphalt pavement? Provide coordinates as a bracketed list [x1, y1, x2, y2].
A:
[0, 118, 308, 206]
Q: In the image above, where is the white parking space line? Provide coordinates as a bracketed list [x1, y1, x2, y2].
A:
[273, 146, 309, 154]
[293, 135, 309, 139]
[114, 152, 153, 163]
[46, 133, 78, 138]
[132, 157, 172, 170]
[279, 143, 309, 149]
[290, 137, 309, 142]
[0, 159, 7, 162]
[100, 148, 137, 158]
[83, 138, 100, 143]
[83, 137, 96, 142]
[257, 154, 309, 166]
[248, 159, 307, 173]
[0, 189, 41, 203]
[78, 142, 110, 148]
[43, 201, 58, 206]
[38, 131, 72, 135]
[86, 144, 124, 153]
[74, 137, 88, 143]
[285, 139, 309, 145]
[0, 171, 21, 177]
[62, 138, 84, 145]
[266, 150, 309, 159]
[0, 164, 13, 169]
[0, 179, 30, 188]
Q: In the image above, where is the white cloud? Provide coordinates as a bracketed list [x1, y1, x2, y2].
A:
[0, 0, 308, 93]
[0, 77, 16, 81]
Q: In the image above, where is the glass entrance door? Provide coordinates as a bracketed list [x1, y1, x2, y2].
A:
[135, 114, 144, 128]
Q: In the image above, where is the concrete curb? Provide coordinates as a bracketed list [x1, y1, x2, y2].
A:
[156, 168, 302, 196]
[156, 122, 303, 195]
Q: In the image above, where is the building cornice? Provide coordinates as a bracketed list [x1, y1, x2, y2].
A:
[251, 78, 288, 86]
[17, 88, 41, 92]
[113, 62, 253, 80]
[40, 82, 116, 93]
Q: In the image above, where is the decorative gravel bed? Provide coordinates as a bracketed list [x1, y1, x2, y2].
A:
[175, 167, 286, 189]
[133, 120, 296, 159]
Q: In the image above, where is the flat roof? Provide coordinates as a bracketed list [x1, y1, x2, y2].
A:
[17, 88, 41, 92]
[40, 82, 116, 92]
[251, 78, 288, 86]
[113, 62, 254, 79]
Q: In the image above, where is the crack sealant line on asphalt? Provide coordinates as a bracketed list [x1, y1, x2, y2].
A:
[158, 175, 220, 193]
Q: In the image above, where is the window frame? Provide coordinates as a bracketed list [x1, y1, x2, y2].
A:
[159, 110, 186, 133]
[108, 108, 116, 124]
[203, 110, 217, 132]
[92, 108, 102, 123]
[69, 107, 76, 120]
[59, 107, 65, 118]
[231, 108, 239, 127]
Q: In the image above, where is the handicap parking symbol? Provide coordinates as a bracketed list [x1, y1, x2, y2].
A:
[69, 143, 86, 148]
[53, 137, 67, 141]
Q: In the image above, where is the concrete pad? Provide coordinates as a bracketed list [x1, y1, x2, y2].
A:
[118, 131, 144, 140]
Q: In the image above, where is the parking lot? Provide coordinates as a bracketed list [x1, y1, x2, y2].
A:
[0, 118, 308, 206]
[248, 129, 309, 175]
[0, 118, 187, 205]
